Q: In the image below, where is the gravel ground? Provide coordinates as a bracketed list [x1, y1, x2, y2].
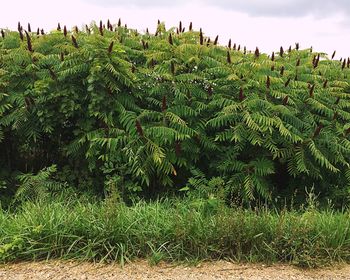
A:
[0, 260, 349, 280]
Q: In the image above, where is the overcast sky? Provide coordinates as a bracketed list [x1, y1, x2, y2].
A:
[1, 0, 349, 59]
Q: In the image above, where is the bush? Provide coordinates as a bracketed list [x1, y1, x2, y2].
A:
[1, 21, 350, 203]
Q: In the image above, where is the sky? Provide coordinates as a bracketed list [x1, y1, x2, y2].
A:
[0, 0, 349, 59]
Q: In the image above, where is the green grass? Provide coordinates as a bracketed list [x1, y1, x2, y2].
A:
[0, 197, 350, 267]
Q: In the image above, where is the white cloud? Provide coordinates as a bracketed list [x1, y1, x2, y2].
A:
[204, 0, 350, 17]
[0, 0, 349, 59]
[83, 0, 350, 18]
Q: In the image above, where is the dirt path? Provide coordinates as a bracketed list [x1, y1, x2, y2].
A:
[0, 260, 349, 280]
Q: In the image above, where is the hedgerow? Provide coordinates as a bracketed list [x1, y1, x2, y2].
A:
[1, 20, 350, 204]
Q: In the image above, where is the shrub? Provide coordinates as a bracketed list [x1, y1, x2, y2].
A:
[1, 21, 350, 203]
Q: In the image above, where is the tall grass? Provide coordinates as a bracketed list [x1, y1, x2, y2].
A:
[0, 197, 350, 267]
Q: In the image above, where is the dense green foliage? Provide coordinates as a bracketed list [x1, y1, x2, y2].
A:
[1, 198, 350, 267]
[1, 20, 350, 204]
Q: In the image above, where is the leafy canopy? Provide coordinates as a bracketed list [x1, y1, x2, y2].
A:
[1, 20, 350, 203]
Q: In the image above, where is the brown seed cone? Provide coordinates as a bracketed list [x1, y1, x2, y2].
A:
[214, 35, 218, 45]
[314, 54, 320, 68]
[57, 23, 61, 31]
[280, 46, 284, 57]
[206, 38, 210, 47]
[168, 33, 173, 45]
[171, 61, 175, 74]
[162, 95, 167, 112]
[37, 28, 40, 35]
[296, 58, 300, 66]
[207, 85, 213, 97]
[323, 80, 328, 88]
[266, 76, 271, 89]
[295, 43, 299, 50]
[228, 39, 231, 49]
[199, 28, 203, 45]
[239, 88, 245, 101]
[175, 141, 181, 157]
[342, 60, 346, 70]
[135, 120, 144, 137]
[99, 20, 104, 36]
[49, 68, 56, 80]
[41, 29, 44, 35]
[19, 30, 23, 41]
[179, 21, 182, 32]
[24, 96, 34, 109]
[233, 43, 236, 50]
[28, 23, 31, 32]
[237, 45, 240, 51]
[313, 124, 323, 138]
[71, 35, 78, 48]
[60, 52, 64, 61]
[283, 95, 289, 105]
[63, 26, 67, 37]
[1, 29, 4, 38]
[332, 50, 336, 60]
[118, 18, 121, 27]
[285, 78, 291, 87]
[227, 51, 231, 64]
[189, 22, 192, 31]
[108, 41, 114, 53]
[25, 31, 32, 52]
[271, 52, 275, 61]
[280, 66, 285, 76]
[255, 47, 260, 58]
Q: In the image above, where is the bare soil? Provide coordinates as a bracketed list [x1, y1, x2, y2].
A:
[0, 260, 349, 280]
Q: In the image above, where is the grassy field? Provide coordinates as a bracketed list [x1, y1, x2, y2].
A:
[1, 21, 350, 272]
[1, 197, 349, 267]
